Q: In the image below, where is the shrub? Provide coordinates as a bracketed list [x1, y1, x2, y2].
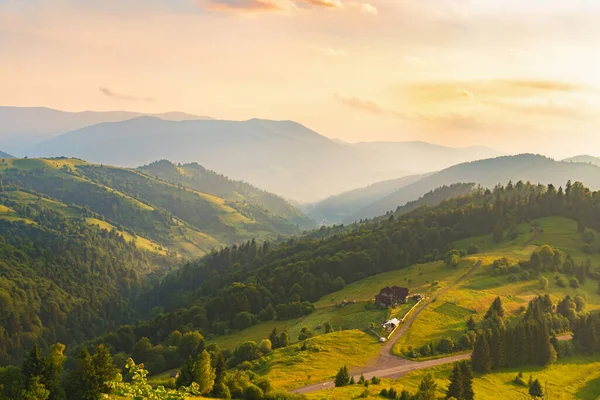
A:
[467, 244, 479, 255]
[371, 376, 381, 385]
[556, 277, 567, 288]
[569, 278, 580, 289]
[514, 372, 527, 387]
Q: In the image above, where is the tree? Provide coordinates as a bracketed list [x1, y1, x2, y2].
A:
[21, 344, 46, 390]
[179, 331, 204, 358]
[334, 366, 350, 387]
[466, 316, 476, 331]
[22, 376, 49, 400]
[278, 331, 290, 348]
[459, 361, 474, 400]
[471, 333, 492, 373]
[445, 363, 463, 400]
[539, 276, 548, 290]
[528, 379, 543, 399]
[91, 344, 119, 397]
[234, 341, 259, 364]
[45, 343, 66, 400]
[415, 373, 437, 400]
[132, 337, 153, 363]
[193, 350, 215, 395]
[65, 348, 97, 400]
[176, 357, 195, 388]
[211, 351, 228, 397]
[259, 339, 272, 355]
[269, 328, 280, 349]
[258, 304, 276, 322]
[484, 297, 505, 319]
[324, 321, 334, 333]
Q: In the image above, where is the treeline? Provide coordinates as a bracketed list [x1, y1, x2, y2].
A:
[136, 180, 600, 341]
[0, 341, 303, 400]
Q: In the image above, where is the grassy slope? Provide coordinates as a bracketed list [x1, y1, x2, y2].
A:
[255, 330, 381, 390]
[0, 158, 304, 257]
[305, 354, 600, 399]
[393, 216, 600, 356]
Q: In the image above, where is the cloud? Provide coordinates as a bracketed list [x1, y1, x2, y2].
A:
[99, 87, 155, 102]
[335, 94, 383, 115]
[402, 55, 427, 67]
[202, 0, 295, 12]
[483, 97, 596, 119]
[302, 0, 343, 8]
[496, 79, 583, 92]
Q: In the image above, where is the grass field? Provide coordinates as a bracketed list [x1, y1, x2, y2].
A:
[86, 218, 169, 255]
[254, 330, 380, 390]
[314, 260, 471, 309]
[394, 216, 600, 357]
[305, 354, 600, 400]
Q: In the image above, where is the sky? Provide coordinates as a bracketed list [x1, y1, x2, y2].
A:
[1, 0, 599, 158]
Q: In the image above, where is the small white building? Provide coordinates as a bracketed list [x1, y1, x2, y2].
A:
[382, 318, 400, 331]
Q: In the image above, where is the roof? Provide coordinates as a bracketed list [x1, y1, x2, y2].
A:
[383, 318, 400, 325]
[377, 286, 409, 297]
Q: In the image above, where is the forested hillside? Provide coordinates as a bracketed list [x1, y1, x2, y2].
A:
[0, 187, 176, 364]
[138, 160, 313, 230]
[348, 154, 600, 221]
[0, 158, 309, 257]
[124, 179, 600, 356]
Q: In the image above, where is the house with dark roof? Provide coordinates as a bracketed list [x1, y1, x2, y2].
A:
[375, 286, 409, 306]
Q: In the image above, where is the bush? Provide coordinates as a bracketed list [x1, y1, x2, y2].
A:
[508, 274, 518, 283]
[244, 384, 264, 400]
[371, 376, 381, 385]
[569, 278, 580, 289]
[514, 372, 527, 387]
[556, 277, 567, 288]
[438, 337, 455, 354]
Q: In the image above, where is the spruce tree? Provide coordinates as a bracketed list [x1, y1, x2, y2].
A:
[176, 356, 195, 388]
[445, 362, 463, 400]
[21, 344, 46, 390]
[415, 373, 437, 400]
[334, 366, 350, 387]
[528, 379, 543, 399]
[269, 328, 279, 349]
[65, 349, 97, 400]
[484, 297, 505, 319]
[91, 344, 119, 396]
[459, 361, 475, 400]
[471, 333, 492, 373]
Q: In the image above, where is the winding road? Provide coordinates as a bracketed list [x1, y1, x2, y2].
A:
[293, 225, 559, 395]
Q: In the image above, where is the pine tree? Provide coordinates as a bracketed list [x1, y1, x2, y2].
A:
[193, 350, 216, 395]
[46, 343, 66, 400]
[466, 316, 476, 331]
[269, 328, 279, 349]
[399, 390, 412, 400]
[334, 366, 350, 387]
[21, 344, 46, 390]
[459, 361, 475, 400]
[65, 349, 97, 400]
[445, 363, 463, 400]
[415, 373, 437, 400]
[22, 376, 49, 400]
[528, 379, 543, 399]
[176, 356, 195, 388]
[471, 333, 492, 373]
[91, 344, 119, 395]
[211, 351, 227, 393]
[484, 297, 505, 319]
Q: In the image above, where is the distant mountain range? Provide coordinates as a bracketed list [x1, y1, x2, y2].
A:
[343, 154, 600, 222]
[11, 107, 502, 201]
[563, 155, 600, 167]
[0, 150, 13, 159]
[0, 157, 312, 257]
[304, 174, 426, 224]
[0, 106, 212, 154]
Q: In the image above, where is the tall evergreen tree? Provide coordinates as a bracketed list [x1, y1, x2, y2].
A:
[528, 379, 544, 399]
[176, 356, 195, 388]
[415, 373, 437, 400]
[269, 328, 279, 349]
[445, 363, 464, 400]
[65, 349, 97, 400]
[459, 361, 475, 400]
[471, 333, 492, 373]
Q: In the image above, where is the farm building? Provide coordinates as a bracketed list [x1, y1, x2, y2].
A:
[375, 286, 409, 306]
[382, 318, 400, 331]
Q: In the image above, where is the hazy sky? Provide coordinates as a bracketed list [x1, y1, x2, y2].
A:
[1, 0, 599, 158]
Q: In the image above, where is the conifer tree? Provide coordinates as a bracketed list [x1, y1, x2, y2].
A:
[279, 331, 290, 348]
[334, 366, 350, 387]
[176, 356, 195, 387]
[528, 379, 543, 399]
[415, 373, 437, 400]
[484, 297, 505, 319]
[445, 363, 463, 400]
[65, 349, 96, 400]
[459, 361, 475, 400]
[471, 333, 492, 373]
[269, 328, 280, 349]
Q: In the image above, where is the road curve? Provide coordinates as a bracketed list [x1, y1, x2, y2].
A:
[292, 259, 483, 395]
